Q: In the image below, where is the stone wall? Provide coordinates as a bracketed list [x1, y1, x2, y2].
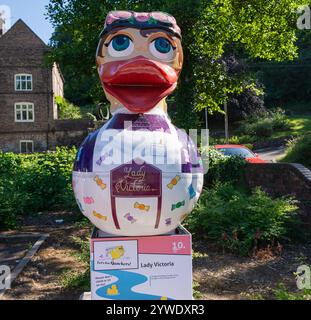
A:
[49, 119, 94, 149]
[52, 119, 93, 132]
[0, 119, 94, 152]
[0, 132, 48, 152]
[245, 163, 311, 228]
[49, 130, 86, 149]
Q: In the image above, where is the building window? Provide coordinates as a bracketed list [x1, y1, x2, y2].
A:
[15, 74, 32, 91]
[20, 140, 34, 153]
[15, 103, 34, 122]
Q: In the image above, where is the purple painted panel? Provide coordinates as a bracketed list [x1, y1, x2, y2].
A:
[111, 160, 162, 197]
[181, 163, 192, 173]
[110, 160, 162, 230]
[73, 129, 99, 172]
[106, 113, 171, 133]
[176, 126, 203, 174]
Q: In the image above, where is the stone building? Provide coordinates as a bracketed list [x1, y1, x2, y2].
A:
[0, 19, 90, 153]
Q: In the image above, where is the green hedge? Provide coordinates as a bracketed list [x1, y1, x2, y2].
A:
[202, 147, 246, 187]
[186, 147, 302, 256]
[237, 108, 292, 138]
[185, 183, 299, 256]
[0, 147, 77, 229]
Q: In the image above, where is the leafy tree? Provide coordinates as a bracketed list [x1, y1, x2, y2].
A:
[46, 0, 305, 128]
[253, 27, 311, 109]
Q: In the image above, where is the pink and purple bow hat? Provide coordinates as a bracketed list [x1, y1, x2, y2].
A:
[100, 11, 182, 39]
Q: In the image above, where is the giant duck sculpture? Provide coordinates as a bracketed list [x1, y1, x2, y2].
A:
[72, 11, 204, 236]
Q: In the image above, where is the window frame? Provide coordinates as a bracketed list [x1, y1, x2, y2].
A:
[14, 102, 35, 122]
[15, 74, 33, 91]
[20, 140, 34, 153]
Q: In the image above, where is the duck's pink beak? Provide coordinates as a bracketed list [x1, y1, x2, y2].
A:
[99, 56, 179, 113]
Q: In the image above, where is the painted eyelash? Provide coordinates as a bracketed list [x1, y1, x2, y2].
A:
[104, 37, 116, 47]
[169, 45, 177, 51]
[104, 39, 114, 47]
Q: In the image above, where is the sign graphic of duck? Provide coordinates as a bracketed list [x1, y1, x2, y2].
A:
[106, 246, 125, 260]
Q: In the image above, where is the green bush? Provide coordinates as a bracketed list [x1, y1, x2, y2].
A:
[55, 96, 82, 119]
[252, 118, 274, 137]
[209, 136, 256, 149]
[185, 183, 299, 256]
[238, 117, 273, 137]
[282, 134, 311, 169]
[271, 108, 292, 131]
[0, 147, 78, 229]
[227, 136, 254, 149]
[274, 283, 311, 300]
[202, 147, 246, 186]
[237, 109, 291, 138]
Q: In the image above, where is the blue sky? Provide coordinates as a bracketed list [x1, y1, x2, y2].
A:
[1, 0, 54, 43]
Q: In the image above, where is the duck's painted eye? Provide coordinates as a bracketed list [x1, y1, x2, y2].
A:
[149, 37, 175, 60]
[108, 35, 134, 57]
[154, 38, 171, 53]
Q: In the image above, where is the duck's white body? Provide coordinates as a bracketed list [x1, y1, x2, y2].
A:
[73, 107, 203, 236]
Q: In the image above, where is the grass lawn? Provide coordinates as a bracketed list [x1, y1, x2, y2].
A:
[270, 115, 311, 139]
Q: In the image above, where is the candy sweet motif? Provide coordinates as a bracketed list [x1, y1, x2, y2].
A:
[83, 197, 94, 205]
[92, 210, 108, 221]
[124, 213, 137, 224]
[171, 200, 185, 211]
[167, 175, 181, 190]
[134, 202, 150, 212]
[188, 184, 196, 200]
[96, 154, 107, 166]
[94, 175, 107, 190]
